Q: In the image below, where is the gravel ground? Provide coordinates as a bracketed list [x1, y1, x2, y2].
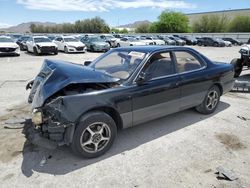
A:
[0, 46, 249, 188]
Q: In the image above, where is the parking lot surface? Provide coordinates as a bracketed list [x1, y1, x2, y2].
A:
[0, 46, 250, 188]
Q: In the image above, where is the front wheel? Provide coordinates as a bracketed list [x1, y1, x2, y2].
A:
[230, 58, 243, 78]
[196, 86, 220, 114]
[33, 47, 39, 55]
[54, 49, 58, 55]
[214, 42, 219, 47]
[71, 111, 117, 158]
[64, 46, 68, 53]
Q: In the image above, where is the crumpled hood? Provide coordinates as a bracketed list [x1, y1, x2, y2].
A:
[29, 59, 119, 108]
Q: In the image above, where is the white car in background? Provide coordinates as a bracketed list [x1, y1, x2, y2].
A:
[223, 40, 232, 47]
[145, 36, 165, 45]
[53, 36, 86, 53]
[0, 36, 20, 56]
[116, 37, 145, 47]
[136, 36, 154, 45]
[26, 36, 58, 55]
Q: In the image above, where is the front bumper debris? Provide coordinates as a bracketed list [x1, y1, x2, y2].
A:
[24, 119, 57, 150]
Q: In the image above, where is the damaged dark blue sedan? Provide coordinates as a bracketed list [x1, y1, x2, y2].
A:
[26, 46, 234, 158]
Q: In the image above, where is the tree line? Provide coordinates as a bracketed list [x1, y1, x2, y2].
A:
[135, 11, 250, 33]
[30, 12, 250, 34]
[30, 17, 110, 33]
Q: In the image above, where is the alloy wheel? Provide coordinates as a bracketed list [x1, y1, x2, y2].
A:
[80, 122, 111, 153]
[206, 90, 219, 110]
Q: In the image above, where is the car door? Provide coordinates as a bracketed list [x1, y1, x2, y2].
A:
[132, 51, 181, 126]
[173, 50, 209, 110]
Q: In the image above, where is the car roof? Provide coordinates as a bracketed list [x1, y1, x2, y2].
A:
[115, 46, 193, 53]
[33, 36, 48, 38]
[0, 36, 11, 38]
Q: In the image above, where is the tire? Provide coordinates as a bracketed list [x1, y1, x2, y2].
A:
[33, 47, 39, 56]
[214, 42, 219, 47]
[117, 43, 120, 47]
[20, 45, 24, 51]
[71, 111, 117, 158]
[54, 49, 58, 55]
[90, 46, 95, 52]
[64, 46, 68, 53]
[230, 58, 243, 78]
[196, 85, 221, 115]
[197, 41, 202, 46]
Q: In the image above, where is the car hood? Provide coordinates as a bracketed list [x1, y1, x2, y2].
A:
[0, 42, 18, 48]
[92, 42, 108, 46]
[29, 59, 119, 108]
[65, 41, 85, 47]
[36, 42, 57, 47]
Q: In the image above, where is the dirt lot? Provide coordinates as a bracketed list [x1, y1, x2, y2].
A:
[0, 46, 249, 188]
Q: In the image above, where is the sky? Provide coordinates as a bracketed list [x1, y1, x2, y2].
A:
[0, 0, 249, 28]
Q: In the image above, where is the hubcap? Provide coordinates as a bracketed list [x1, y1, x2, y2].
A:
[80, 122, 111, 153]
[206, 90, 219, 110]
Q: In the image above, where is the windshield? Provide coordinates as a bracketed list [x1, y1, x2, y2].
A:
[127, 37, 137, 42]
[20, 36, 30, 41]
[104, 35, 115, 39]
[90, 50, 147, 80]
[89, 37, 103, 42]
[0, 37, 14, 42]
[34, 37, 52, 43]
[64, 37, 78, 42]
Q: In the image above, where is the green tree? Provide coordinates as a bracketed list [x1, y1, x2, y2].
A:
[150, 11, 189, 33]
[228, 16, 250, 32]
[135, 23, 150, 33]
[30, 16, 110, 33]
[192, 15, 229, 33]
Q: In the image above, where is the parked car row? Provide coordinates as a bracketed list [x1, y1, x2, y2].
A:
[0, 33, 246, 57]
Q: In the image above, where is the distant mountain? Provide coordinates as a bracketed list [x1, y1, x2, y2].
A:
[0, 22, 57, 33]
[118, 20, 151, 28]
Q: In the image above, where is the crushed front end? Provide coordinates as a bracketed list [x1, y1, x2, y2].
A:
[25, 59, 119, 149]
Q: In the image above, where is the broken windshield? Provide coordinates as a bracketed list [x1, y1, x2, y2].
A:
[90, 50, 147, 80]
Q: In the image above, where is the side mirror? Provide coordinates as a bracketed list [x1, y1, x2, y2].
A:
[84, 61, 92, 66]
[136, 72, 149, 85]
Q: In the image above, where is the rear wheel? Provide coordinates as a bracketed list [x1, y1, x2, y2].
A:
[197, 41, 202, 46]
[231, 58, 243, 78]
[196, 86, 220, 114]
[71, 111, 117, 158]
[214, 42, 219, 47]
[117, 43, 120, 47]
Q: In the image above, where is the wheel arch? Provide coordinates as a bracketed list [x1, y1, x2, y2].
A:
[77, 106, 123, 130]
[213, 83, 223, 96]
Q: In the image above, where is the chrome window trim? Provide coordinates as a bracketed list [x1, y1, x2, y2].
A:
[132, 48, 207, 84]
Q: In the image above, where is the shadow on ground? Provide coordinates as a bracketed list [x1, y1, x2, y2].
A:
[21, 101, 230, 177]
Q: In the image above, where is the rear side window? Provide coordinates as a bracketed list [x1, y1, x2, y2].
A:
[175, 51, 204, 73]
[143, 52, 175, 80]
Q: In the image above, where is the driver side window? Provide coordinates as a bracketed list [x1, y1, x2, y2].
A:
[143, 52, 175, 80]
